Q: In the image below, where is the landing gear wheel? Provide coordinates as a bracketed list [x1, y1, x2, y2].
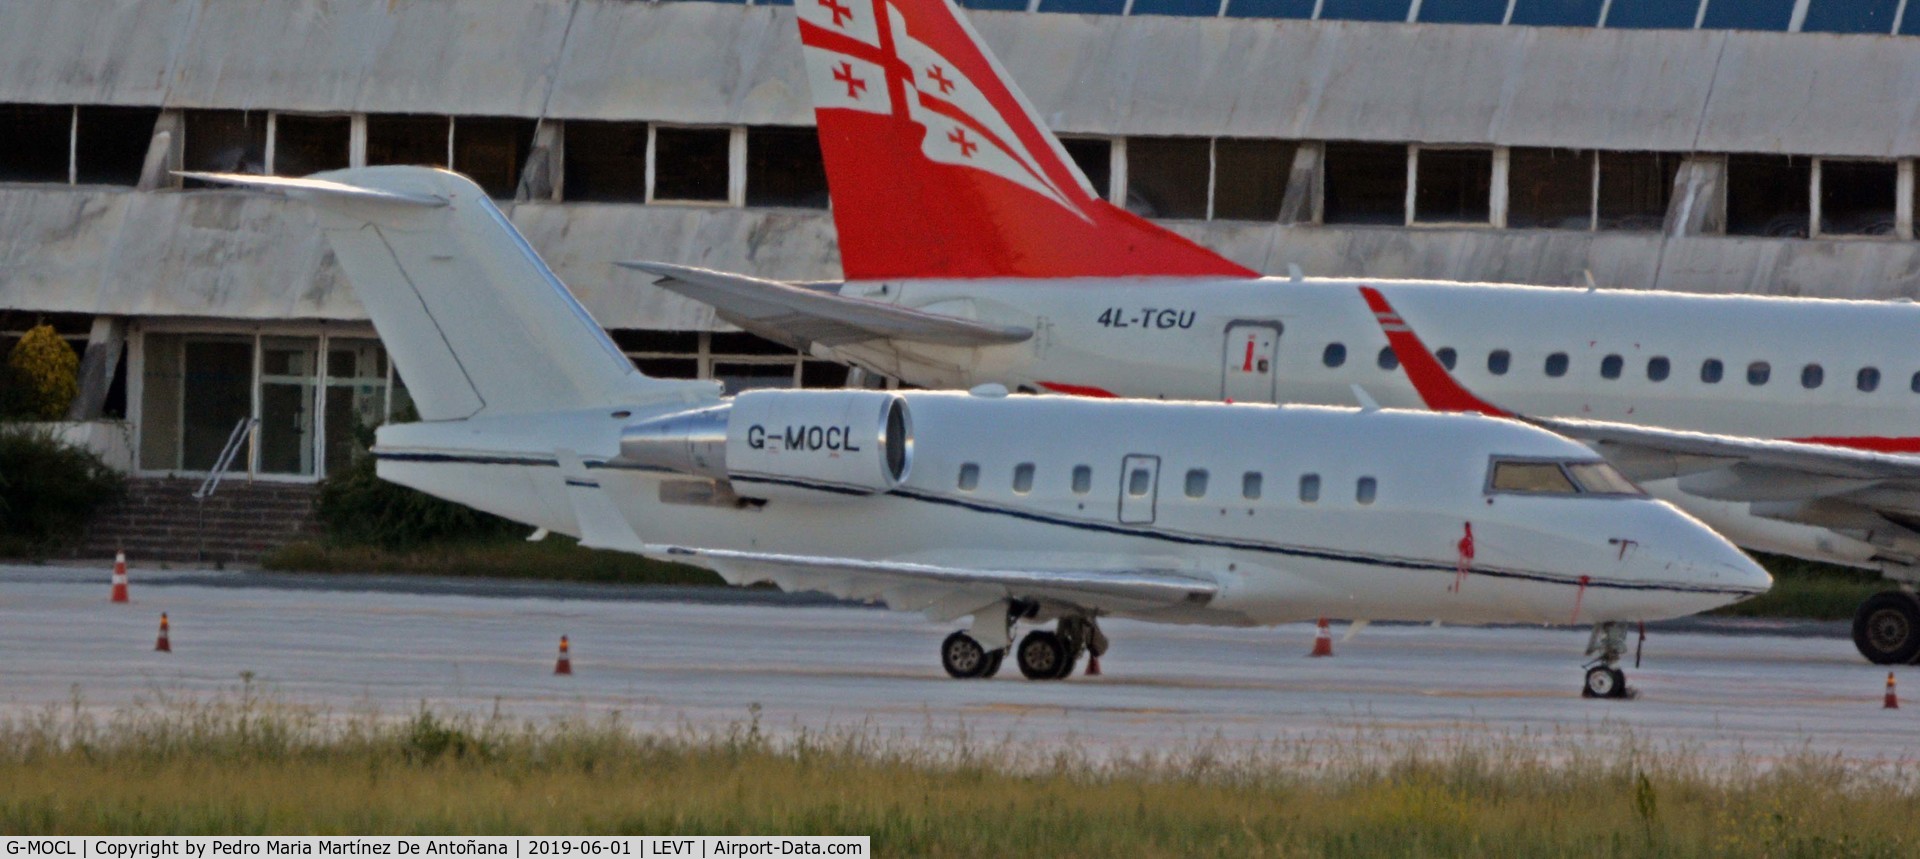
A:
[1582, 665, 1628, 699]
[1016, 630, 1069, 680]
[982, 649, 1005, 678]
[941, 631, 992, 679]
[1853, 591, 1920, 665]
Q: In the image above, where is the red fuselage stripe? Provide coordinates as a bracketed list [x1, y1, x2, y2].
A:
[1037, 381, 1120, 398]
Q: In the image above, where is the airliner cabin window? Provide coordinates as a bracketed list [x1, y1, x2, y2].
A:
[1859, 367, 1880, 392]
[1647, 356, 1670, 382]
[1356, 476, 1377, 505]
[1242, 471, 1263, 500]
[1802, 364, 1823, 389]
[1911, 371, 1920, 394]
[1702, 359, 1724, 384]
[1323, 343, 1347, 367]
[1600, 354, 1623, 379]
[1545, 352, 1569, 377]
[1437, 348, 1457, 370]
[1488, 349, 1510, 375]
[1378, 347, 1399, 371]
[958, 463, 980, 491]
[1299, 473, 1321, 503]
[1071, 465, 1092, 494]
[1128, 467, 1152, 496]
[1748, 361, 1771, 386]
[1013, 462, 1035, 494]
[1185, 469, 1209, 498]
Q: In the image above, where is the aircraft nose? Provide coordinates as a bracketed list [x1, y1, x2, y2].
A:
[1675, 520, 1773, 597]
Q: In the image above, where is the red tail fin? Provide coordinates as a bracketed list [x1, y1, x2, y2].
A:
[796, 0, 1254, 281]
[1359, 286, 1512, 417]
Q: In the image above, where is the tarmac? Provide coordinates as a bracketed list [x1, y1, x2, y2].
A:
[1, 562, 1911, 767]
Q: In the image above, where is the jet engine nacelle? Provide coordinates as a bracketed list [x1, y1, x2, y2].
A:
[619, 390, 913, 500]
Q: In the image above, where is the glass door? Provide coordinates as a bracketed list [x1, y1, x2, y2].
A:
[323, 338, 389, 476]
[179, 339, 254, 471]
[258, 337, 320, 476]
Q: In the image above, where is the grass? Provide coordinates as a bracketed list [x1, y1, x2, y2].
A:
[1711, 554, 1888, 621]
[2, 695, 1918, 854]
[260, 535, 721, 586]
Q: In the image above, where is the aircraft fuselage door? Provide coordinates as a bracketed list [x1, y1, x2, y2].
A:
[1119, 454, 1160, 524]
[1221, 321, 1282, 403]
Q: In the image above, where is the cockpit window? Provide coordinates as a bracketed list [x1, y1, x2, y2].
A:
[1488, 458, 1646, 497]
[1566, 461, 1644, 495]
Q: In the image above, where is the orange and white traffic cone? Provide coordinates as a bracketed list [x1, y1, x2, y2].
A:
[1309, 618, 1334, 657]
[110, 551, 129, 603]
[155, 613, 171, 653]
[1885, 672, 1899, 709]
[554, 635, 573, 675]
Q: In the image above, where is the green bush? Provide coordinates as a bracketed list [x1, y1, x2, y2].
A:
[0, 424, 124, 554]
[314, 418, 518, 549]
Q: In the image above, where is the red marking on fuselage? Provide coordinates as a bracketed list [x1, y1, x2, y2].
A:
[1359, 286, 1512, 417]
[1242, 338, 1256, 372]
[1037, 381, 1120, 398]
[1790, 436, 1920, 454]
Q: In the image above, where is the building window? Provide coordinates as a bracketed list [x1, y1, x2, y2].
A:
[1596, 152, 1678, 231]
[1130, 0, 1223, 17]
[1378, 346, 1399, 371]
[1037, 0, 1126, 12]
[1858, 367, 1880, 392]
[1508, 148, 1591, 230]
[76, 107, 159, 186]
[709, 332, 801, 394]
[1072, 465, 1093, 495]
[1323, 343, 1347, 367]
[1509, 0, 1604, 25]
[1419, 0, 1509, 23]
[1323, 142, 1407, 225]
[1242, 471, 1263, 500]
[652, 126, 731, 203]
[1545, 352, 1568, 377]
[1726, 155, 1811, 238]
[273, 114, 350, 176]
[1213, 139, 1295, 221]
[1702, 359, 1723, 384]
[1185, 469, 1209, 498]
[1800, 0, 1901, 34]
[366, 114, 450, 168]
[1061, 138, 1112, 200]
[1600, 354, 1622, 379]
[746, 126, 828, 209]
[1225, 0, 1317, 16]
[1747, 361, 1771, 386]
[1013, 463, 1036, 494]
[1801, 364, 1824, 389]
[0, 104, 72, 183]
[564, 121, 649, 202]
[1603, 0, 1700, 29]
[958, 463, 980, 491]
[1647, 356, 1670, 382]
[1817, 160, 1896, 237]
[1356, 476, 1377, 504]
[1412, 148, 1492, 225]
[182, 110, 268, 183]
[1125, 136, 1210, 219]
[1320, 0, 1412, 20]
[453, 117, 537, 199]
[1436, 347, 1457, 370]
[1299, 473, 1320, 503]
[1488, 349, 1510, 375]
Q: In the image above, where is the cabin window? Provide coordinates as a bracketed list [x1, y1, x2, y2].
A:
[1747, 361, 1771, 386]
[1801, 364, 1824, 389]
[1566, 461, 1644, 496]
[958, 463, 980, 491]
[1013, 463, 1035, 494]
[1909, 371, 1920, 394]
[1299, 473, 1321, 503]
[1071, 465, 1092, 495]
[1377, 347, 1399, 371]
[1490, 461, 1578, 494]
[1323, 343, 1347, 368]
[1701, 359, 1724, 384]
[1355, 476, 1377, 505]
[1436, 348, 1457, 370]
[1185, 469, 1209, 498]
[1242, 472, 1263, 500]
[1600, 354, 1622, 380]
[1544, 352, 1568, 378]
[1487, 350, 1510, 375]
[1647, 356, 1670, 382]
[1859, 367, 1881, 392]
[1128, 467, 1153, 496]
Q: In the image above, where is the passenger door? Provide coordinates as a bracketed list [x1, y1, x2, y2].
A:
[1118, 454, 1160, 524]
[1221, 321, 1282, 403]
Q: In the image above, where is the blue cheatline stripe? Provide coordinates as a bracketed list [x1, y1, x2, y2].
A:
[564, 478, 599, 489]
[370, 450, 1764, 598]
[732, 473, 877, 496]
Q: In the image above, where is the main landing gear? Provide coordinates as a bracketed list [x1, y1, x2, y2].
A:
[1853, 591, 1920, 665]
[1581, 621, 1636, 699]
[941, 613, 1107, 681]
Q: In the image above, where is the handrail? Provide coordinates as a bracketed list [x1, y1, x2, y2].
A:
[194, 417, 258, 500]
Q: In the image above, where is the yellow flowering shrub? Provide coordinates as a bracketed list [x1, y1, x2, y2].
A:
[6, 324, 79, 420]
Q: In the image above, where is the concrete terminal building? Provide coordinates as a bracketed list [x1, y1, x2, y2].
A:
[3, 0, 1919, 490]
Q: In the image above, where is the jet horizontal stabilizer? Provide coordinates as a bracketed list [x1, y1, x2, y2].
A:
[173, 171, 449, 207]
[620, 261, 1034, 348]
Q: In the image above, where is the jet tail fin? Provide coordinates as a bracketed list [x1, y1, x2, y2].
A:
[797, 0, 1255, 281]
[186, 167, 715, 421]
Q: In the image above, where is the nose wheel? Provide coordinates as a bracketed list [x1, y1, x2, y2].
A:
[1581, 621, 1637, 699]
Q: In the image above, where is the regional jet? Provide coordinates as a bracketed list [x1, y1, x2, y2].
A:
[628, 0, 1920, 664]
[186, 167, 1765, 698]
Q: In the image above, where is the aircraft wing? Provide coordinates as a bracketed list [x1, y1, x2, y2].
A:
[618, 261, 1034, 349]
[660, 546, 1218, 621]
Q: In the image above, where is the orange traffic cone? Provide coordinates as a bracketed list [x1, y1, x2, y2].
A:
[554, 635, 573, 675]
[110, 551, 129, 603]
[155, 613, 171, 653]
[1886, 672, 1899, 709]
[1309, 618, 1334, 657]
[1086, 650, 1102, 676]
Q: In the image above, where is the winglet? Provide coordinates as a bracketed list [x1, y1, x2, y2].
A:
[1359, 286, 1511, 417]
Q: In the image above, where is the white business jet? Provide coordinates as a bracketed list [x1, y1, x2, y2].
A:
[187, 167, 1766, 698]
[627, 0, 1919, 664]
